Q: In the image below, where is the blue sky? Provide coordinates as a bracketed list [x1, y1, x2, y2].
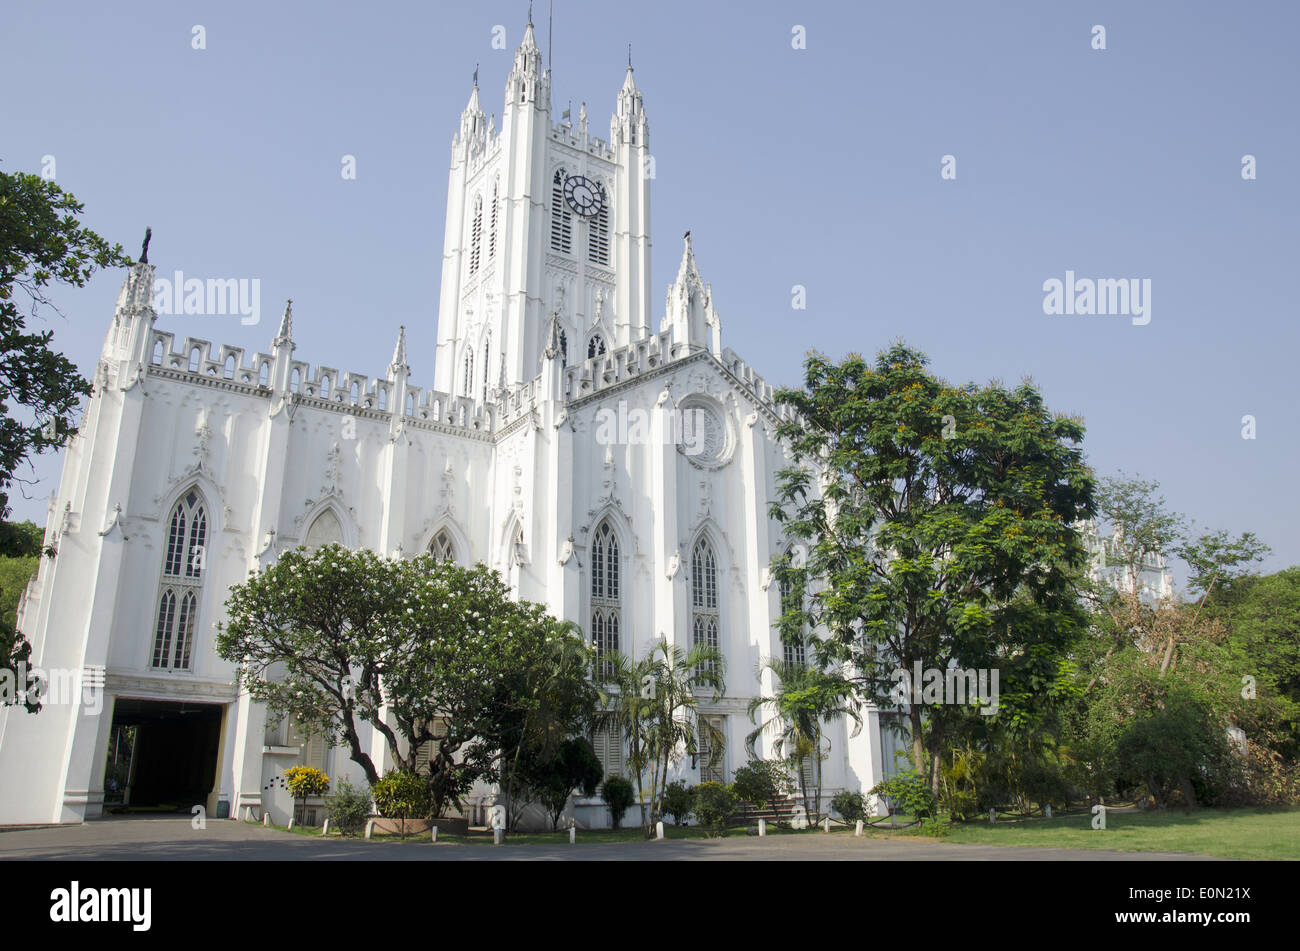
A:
[3, 0, 1297, 581]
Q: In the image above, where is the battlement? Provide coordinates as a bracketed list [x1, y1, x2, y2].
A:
[145, 330, 494, 436]
[549, 121, 614, 161]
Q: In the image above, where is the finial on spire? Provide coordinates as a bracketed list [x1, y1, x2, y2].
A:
[473, 63, 478, 86]
[628, 43, 633, 69]
[528, 2, 533, 26]
[139, 226, 152, 264]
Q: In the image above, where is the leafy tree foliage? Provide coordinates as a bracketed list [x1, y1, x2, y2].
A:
[598, 637, 724, 835]
[600, 775, 635, 829]
[0, 171, 130, 698]
[771, 344, 1095, 795]
[521, 736, 603, 830]
[745, 658, 859, 823]
[692, 781, 739, 836]
[218, 546, 593, 818]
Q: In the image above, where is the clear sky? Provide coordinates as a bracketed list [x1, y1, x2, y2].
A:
[3, 0, 1297, 583]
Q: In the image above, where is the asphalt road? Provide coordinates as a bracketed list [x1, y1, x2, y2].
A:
[0, 818, 1222, 860]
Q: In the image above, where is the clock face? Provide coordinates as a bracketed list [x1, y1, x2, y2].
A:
[563, 175, 605, 218]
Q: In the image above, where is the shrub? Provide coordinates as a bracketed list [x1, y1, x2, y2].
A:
[731, 759, 794, 811]
[372, 770, 432, 838]
[831, 790, 867, 823]
[601, 776, 636, 829]
[693, 781, 739, 837]
[284, 766, 330, 800]
[870, 769, 936, 820]
[326, 779, 372, 836]
[661, 781, 696, 826]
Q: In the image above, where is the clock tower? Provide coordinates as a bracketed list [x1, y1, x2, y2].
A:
[432, 15, 654, 399]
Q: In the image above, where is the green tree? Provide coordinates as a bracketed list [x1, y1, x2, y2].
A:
[598, 637, 724, 836]
[600, 775, 635, 829]
[746, 659, 860, 823]
[771, 344, 1095, 796]
[0, 171, 130, 699]
[521, 736, 603, 831]
[218, 547, 582, 818]
[481, 623, 601, 831]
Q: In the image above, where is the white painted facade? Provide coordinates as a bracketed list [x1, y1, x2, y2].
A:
[0, 19, 886, 827]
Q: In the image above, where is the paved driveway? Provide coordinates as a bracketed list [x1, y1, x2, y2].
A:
[0, 818, 1221, 860]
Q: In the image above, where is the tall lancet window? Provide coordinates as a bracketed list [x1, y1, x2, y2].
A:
[469, 196, 483, 275]
[550, 170, 572, 254]
[481, 339, 490, 403]
[152, 489, 206, 670]
[489, 181, 499, 260]
[463, 349, 474, 397]
[691, 536, 720, 676]
[587, 198, 609, 266]
[429, 529, 456, 563]
[587, 334, 606, 360]
[590, 520, 621, 678]
[778, 550, 807, 668]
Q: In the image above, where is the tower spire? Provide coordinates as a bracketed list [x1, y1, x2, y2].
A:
[390, 324, 408, 372]
[274, 299, 293, 345]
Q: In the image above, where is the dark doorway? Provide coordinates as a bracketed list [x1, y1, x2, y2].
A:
[105, 698, 223, 813]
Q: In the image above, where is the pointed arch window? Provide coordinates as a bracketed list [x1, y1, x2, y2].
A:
[463, 349, 474, 397]
[587, 198, 609, 266]
[469, 196, 483, 275]
[691, 536, 720, 676]
[489, 181, 499, 260]
[550, 169, 572, 254]
[430, 530, 456, 563]
[481, 338, 490, 403]
[590, 520, 621, 678]
[305, 509, 343, 550]
[587, 334, 606, 360]
[778, 551, 807, 667]
[152, 490, 206, 670]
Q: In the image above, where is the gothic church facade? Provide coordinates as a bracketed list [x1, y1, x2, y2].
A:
[0, 19, 889, 825]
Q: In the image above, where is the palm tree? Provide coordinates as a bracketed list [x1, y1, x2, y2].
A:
[599, 636, 725, 836]
[746, 658, 861, 824]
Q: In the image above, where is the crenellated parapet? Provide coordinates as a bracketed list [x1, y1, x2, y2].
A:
[144, 329, 495, 439]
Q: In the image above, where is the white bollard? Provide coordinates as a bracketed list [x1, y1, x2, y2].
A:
[855, 820, 863, 837]
[569, 826, 576, 845]
[822, 816, 830, 833]
[322, 819, 330, 836]
[1045, 804, 1053, 819]
[989, 808, 997, 824]
[493, 827, 503, 845]
[758, 818, 766, 837]
[656, 821, 664, 840]
[431, 825, 438, 843]
[287, 817, 294, 831]
[263, 813, 270, 827]
[364, 819, 375, 840]
[890, 813, 897, 828]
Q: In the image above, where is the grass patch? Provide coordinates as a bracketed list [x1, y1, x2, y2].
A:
[928, 806, 1300, 860]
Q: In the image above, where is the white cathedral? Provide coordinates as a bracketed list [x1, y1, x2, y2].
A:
[0, 18, 895, 827]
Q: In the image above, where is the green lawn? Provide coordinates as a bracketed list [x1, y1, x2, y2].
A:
[928, 806, 1300, 860]
[271, 807, 1300, 858]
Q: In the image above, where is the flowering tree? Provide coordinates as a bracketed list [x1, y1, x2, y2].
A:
[218, 546, 587, 817]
